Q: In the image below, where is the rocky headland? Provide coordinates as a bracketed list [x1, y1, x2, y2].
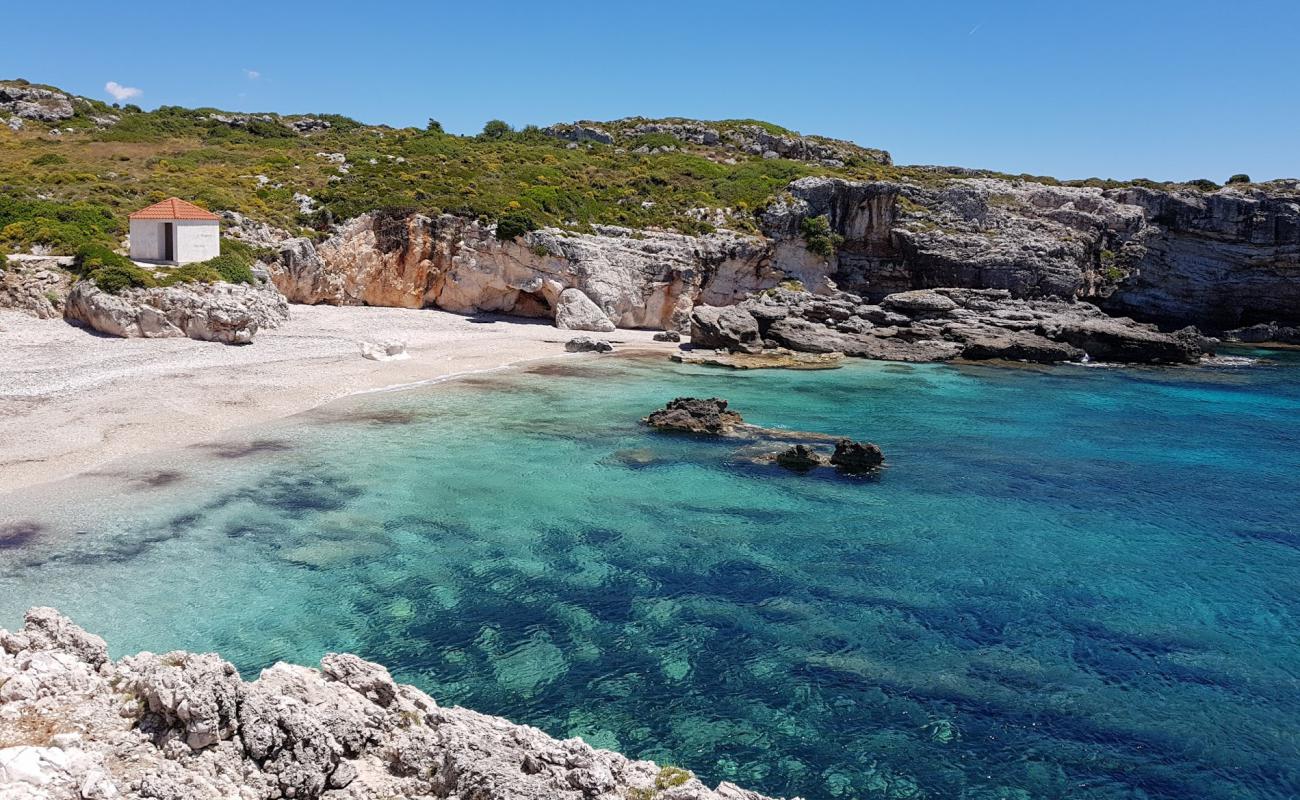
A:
[0, 608, 783, 800]
[246, 176, 1297, 358]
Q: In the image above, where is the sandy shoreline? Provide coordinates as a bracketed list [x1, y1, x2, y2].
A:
[0, 305, 673, 496]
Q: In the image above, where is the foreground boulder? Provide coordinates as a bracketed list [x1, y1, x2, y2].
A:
[64, 281, 290, 345]
[687, 286, 1213, 366]
[0, 608, 789, 800]
[553, 288, 616, 332]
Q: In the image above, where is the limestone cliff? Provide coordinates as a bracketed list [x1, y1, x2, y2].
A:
[763, 176, 1300, 329]
[0, 608, 784, 800]
[271, 213, 775, 332]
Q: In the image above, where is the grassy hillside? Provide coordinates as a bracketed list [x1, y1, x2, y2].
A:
[0, 79, 1237, 258]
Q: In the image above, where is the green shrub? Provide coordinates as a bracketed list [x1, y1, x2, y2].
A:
[88, 263, 157, 294]
[426, 119, 444, 133]
[160, 263, 223, 286]
[74, 243, 134, 275]
[799, 214, 843, 258]
[1186, 178, 1220, 192]
[205, 254, 256, 284]
[31, 153, 69, 167]
[495, 211, 537, 241]
[1227, 173, 1251, 184]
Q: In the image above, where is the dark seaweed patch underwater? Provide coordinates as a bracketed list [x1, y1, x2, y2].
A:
[2, 350, 1299, 800]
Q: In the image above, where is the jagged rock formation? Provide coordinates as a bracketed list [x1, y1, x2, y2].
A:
[270, 212, 775, 332]
[0, 84, 74, 123]
[0, 609, 784, 800]
[763, 176, 1300, 330]
[1100, 185, 1300, 327]
[63, 281, 290, 344]
[689, 287, 1211, 365]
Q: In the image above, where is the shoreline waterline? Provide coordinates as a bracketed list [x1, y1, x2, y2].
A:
[0, 305, 677, 495]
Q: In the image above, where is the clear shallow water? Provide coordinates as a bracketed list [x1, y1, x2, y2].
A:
[3, 350, 1299, 800]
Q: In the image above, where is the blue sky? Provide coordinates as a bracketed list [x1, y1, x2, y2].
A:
[4, 0, 1297, 182]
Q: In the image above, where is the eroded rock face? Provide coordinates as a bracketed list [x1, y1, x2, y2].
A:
[269, 213, 775, 332]
[0, 609, 787, 800]
[1101, 185, 1300, 327]
[763, 176, 1300, 330]
[64, 281, 290, 344]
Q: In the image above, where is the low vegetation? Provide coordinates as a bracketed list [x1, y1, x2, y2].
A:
[799, 215, 844, 258]
[0, 79, 1262, 266]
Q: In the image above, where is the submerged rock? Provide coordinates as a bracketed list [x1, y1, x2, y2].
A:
[775, 444, 828, 472]
[673, 348, 845, 370]
[0, 608, 789, 800]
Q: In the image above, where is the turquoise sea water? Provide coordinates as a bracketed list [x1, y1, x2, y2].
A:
[2, 350, 1299, 800]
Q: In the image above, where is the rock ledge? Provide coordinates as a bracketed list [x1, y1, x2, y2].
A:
[0, 608, 790, 800]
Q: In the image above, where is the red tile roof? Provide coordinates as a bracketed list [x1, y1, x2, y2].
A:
[128, 197, 220, 221]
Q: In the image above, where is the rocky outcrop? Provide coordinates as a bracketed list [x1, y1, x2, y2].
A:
[64, 281, 290, 344]
[269, 212, 775, 332]
[0, 84, 75, 122]
[542, 119, 891, 167]
[688, 286, 1210, 365]
[0, 609, 785, 800]
[644, 398, 747, 435]
[0, 256, 74, 318]
[762, 176, 1300, 331]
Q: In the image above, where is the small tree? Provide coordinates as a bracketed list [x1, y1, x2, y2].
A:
[426, 118, 444, 133]
[799, 215, 844, 259]
[495, 211, 537, 241]
[481, 119, 512, 139]
[1227, 173, 1251, 184]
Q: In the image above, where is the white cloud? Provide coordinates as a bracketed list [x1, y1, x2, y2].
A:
[105, 81, 141, 102]
[244, 69, 261, 80]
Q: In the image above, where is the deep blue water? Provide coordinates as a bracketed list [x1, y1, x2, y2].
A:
[2, 349, 1299, 800]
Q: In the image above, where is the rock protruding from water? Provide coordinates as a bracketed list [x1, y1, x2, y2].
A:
[645, 397, 745, 435]
[687, 286, 1212, 366]
[0, 608, 788, 800]
[645, 398, 885, 476]
[831, 439, 885, 472]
